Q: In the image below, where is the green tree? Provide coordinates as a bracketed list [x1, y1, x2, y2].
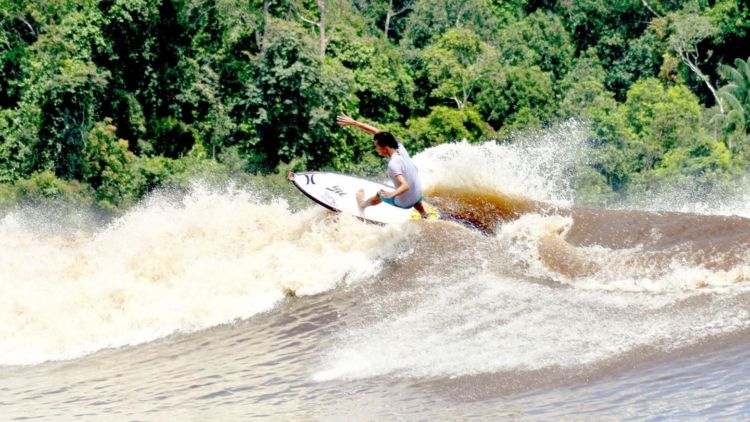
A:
[175, 57, 235, 159]
[328, 30, 416, 122]
[622, 77, 742, 194]
[402, 0, 500, 49]
[666, 5, 723, 112]
[497, 9, 574, 81]
[404, 105, 488, 151]
[558, 49, 610, 119]
[6, 1, 110, 180]
[629, 135, 739, 194]
[421, 27, 500, 109]
[558, 50, 643, 192]
[0, 0, 35, 109]
[253, 19, 355, 171]
[0, 101, 39, 182]
[711, 56, 750, 154]
[623, 78, 707, 170]
[82, 118, 139, 209]
[293, 0, 357, 59]
[0, 170, 93, 207]
[474, 64, 555, 133]
[717, 57, 750, 126]
[97, 0, 164, 153]
[605, 27, 667, 101]
[556, 0, 673, 99]
[584, 100, 642, 192]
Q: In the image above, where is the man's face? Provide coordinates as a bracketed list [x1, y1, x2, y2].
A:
[375, 143, 388, 157]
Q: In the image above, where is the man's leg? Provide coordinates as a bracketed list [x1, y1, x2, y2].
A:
[414, 201, 428, 219]
[356, 189, 382, 209]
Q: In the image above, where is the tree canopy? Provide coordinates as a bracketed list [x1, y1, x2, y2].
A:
[1, 0, 750, 209]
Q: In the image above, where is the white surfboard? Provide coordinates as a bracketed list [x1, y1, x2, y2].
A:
[290, 171, 436, 225]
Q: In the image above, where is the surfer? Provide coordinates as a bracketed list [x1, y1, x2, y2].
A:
[336, 115, 428, 218]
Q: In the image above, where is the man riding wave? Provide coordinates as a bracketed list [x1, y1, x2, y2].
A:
[336, 115, 428, 219]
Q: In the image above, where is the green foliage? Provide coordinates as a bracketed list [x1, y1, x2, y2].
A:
[706, 0, 750, 43]
[82, 118, 139, 210]
[667, 6, 718, 66]
[709, 56, 750, 158]
[134, 155, 174, 196]
[0, 104, 38, 182]
[351, 0, 414, 42]
[150, 117, 198, 158]
[583, 76, 739, 194]
[556, 0, 667, 99]
[175, 57, 235, 157]
[497, 9, 574, 81]
[254, 19, 324, 169]
[404, 105, 488, 151]
[604, 28, 667, 100]
[625, 79, 704, 154]
[402, 0, 500, 49]
[421, 28, 500, 110]
[556, 0, 658, 52]
[0, 170, 93, 207]
[474, 65, 555, 133]
[716, 57, 750, 124]
[5, 0, 111, 180]
[557, 49, 611, 119]
[2, 0, 750, 210]
[253, 19, 356, 171]
[570, 166, 618, 205]
[101, 0, 190, 157]
[0, 1, 34, 109]
[586, 104, 642, 191]
[709, 94, 748, 156]
[628, 138, 741, 194]
[329, 32, 415, 122]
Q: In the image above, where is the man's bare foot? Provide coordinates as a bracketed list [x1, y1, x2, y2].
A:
[356, 189, 367, 209]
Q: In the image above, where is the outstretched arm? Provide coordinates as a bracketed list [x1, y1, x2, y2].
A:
[337, 114, 381, 135]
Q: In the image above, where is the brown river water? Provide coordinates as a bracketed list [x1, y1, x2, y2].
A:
[2, 129, 750, 420]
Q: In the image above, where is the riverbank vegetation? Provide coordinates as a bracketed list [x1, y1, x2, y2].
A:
[1, 0, 749, 210]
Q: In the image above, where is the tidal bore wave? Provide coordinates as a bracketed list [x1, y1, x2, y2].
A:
[2, 122, 750, 392]
[0, 188, 418, 366]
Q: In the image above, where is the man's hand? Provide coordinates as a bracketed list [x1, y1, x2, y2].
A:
[379, 189, 396, 199]
[336, 114, 357, 127]
[337, 114, 380, 134]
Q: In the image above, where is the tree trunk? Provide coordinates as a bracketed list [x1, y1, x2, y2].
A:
[383, 0, 412, 40]
[318, 0, 327, 58]
[677, 46, 724, 114]
[295, 0, 330, 58]
[384, 5, 392, 39]
[642, 0, 660, 18]
[262, 0, 270, 52]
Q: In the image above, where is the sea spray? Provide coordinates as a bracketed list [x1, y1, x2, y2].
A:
[414, 119, 590, 204]
[0, 184, 418, 366]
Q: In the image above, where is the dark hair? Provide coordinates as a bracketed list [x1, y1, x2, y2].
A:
[373, 131, 399, 149]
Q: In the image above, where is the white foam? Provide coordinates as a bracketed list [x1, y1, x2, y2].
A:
[314, 267, 750, 382]
[413, 119, 589, 204]
[481, 213, 750, 294]
[0, 185, 417, 366]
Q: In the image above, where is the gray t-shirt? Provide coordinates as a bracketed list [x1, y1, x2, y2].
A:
[387, 143, 423, 207]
